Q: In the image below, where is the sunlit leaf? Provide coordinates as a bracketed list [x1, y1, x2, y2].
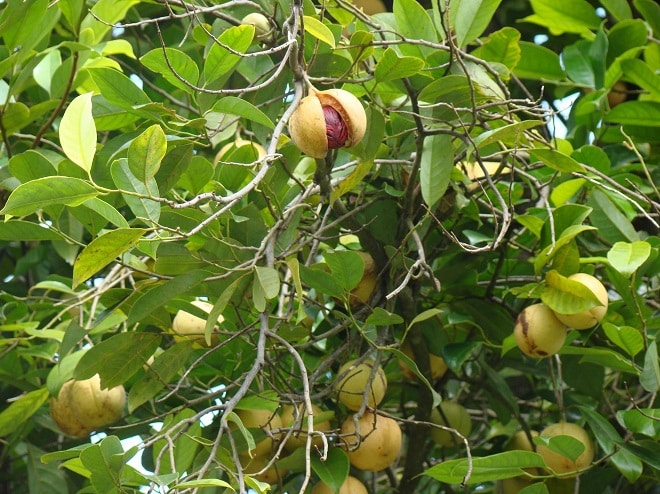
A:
[0, 177, 98, 217]
[0, 388, 49, 437]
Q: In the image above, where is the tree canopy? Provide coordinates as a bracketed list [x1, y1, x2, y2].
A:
[0, 0, 658, 493]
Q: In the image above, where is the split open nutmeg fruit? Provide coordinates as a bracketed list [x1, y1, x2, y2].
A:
[288, 88, 367, 158]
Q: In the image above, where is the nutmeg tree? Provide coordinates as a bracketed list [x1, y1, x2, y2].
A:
[0, 0, 658, 493]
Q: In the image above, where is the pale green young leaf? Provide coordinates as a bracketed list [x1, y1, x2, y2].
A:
[0, 388, 49, 437]
[128, 124, 167, 182]
[0, 177, 98, 217]
[607, 241, 651, 277]
[304, 16, 335, 48]
[420, 134, 453, 209]
[59, 92, 96, 173]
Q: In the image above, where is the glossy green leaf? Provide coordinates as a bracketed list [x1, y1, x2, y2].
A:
[559, 346, 638, 374]
[534, 435, 585, 462]
[374, 48, 425, 82]
[79, 436, 125, 493]
[424, 451, 546, 484]
[602, 323, 645, 357]
[140, 48, 200, 93]
[1, 102, 30, 134]
[588, 189, 639, 243]
[607, 241, 651, 277]
[619, 59, 660, 98]
[304, 16, 335, 48]
[514, 42, 564, 81]
[0, 388, 49, 437]
[578, 405, 621, 455]
[366, 308, 405, 326]
[204, 25, 254, 84]
[72, 228, 147, 287]
[128, 342, 194, 412]
[110, 158, 161, 224]
[174, 479, 234, 490]
[74, 332, 161, 386]
[0, 177, 98, 217]
[563, 41, 595, 87]
[421, 134, 453, 208]
[299, 264, 344, 299]
[210, 96, 274, 130]
[451, 0, 502, 48]
[534, 225, 596, 274]
[610, 448, 643, 483]
[27, 444, 69, 494]
[619, 440, 660, 470]
[442, 342, 482, 373]
[471, 27, 521, 70]
[542, 269, 604, 315]
[0, 220, 65, 241]
[524, 0, 601, 37]
[80, 197, 130, 229]
[617, 408, 660, 440]
[87, 67, 151, 108]
[128, 124, 166, 183]
[393, 0, 437, 57]
[81, 0, 140, 43]
[471, 120, 542, 155]
[59, 92, 96, 173]
[324, 251, 365, 291]
[599, 0, 632, 20]
[634, 0, 660, 37]
[530, 148, 585, 173]
[127, 270, 209, 326]
[640, 340, 659, 392]
[311, 447, 349, 493]
[605, 101, 660, 126]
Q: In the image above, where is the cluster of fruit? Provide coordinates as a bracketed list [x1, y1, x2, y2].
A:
[514, 273, 609, 358]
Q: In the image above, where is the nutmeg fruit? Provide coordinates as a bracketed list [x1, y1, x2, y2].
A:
[241, 13, 271, 42]
[66, 374, 126, 429]
[513, 303, 567, 358]
[289, 88, 367, 158]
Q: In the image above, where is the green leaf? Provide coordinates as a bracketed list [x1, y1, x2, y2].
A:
[601, 323, 645, 357]
[524, 0, 601, 37]
[619, 59, 660, 99]
[588, 189, 639, 243]
[128, 342, 194, 412]
[140, 48, 200, 93]
[542, 269, 604, 315]
[59, 92, 96, 173]
[530, 148, 585, 173]
[617, 408, 660, 440]
[87, 67, 151, 108]
[471, 27, 521, 71]
[1, 102, 31, 134]
[534, 225, 596, 274]
[127, 270, 209, 326]
[604, 101, 660, 126]
[254, 266, 280, 300]
[81, 197, 130, 229]
[514, 41, 565, 81]
[303, 16, 335, 48]
[204, 25, 254, 84]
[442, 342, 482, 373]
[210, 97, 274, 130]
[81, 0, 140, 43]
[599, 0, 632, 21]
[311, 447, 349, 493]
[534, 435, 585, 461]
[424, 451, 546, 484]
[640, 341, 660, 392]
[420, 134, 453, 208]
[634, 0, 660, 37]
[577, 406, 621, 455]
[0, 177, 98, 217]
[0, 388, 49, 437]
[374, 48, 425, 82]
[174, 480, 234, 490]
[324, 251, 365, 291]
[72, 228, 147, 287]
[0, 220, 65, 241]
[471, 120, 542, 155]
[28, 444, 69, 494]
[152, 409, 202, 476]
[74, 332, 162, 387]
[559, 346, 638, 374]
[110, 158, 161, 224]
[607, 241, 651, 278]
[393, 0, 437, 57]
[79, 436, 124, 494]
[450, 0, 502, 48]
[610, 448, 643, 483]
[128, 124, 167, 183]
[331, 159, 374, 202]
[562, 40, 595, 87]
[365, 308, 405, 326]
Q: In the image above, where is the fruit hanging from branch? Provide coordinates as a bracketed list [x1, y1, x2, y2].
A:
[289, 88, 367, 158]
[513, 303, 568, 358]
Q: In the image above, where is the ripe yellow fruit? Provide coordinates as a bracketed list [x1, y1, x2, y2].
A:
[553, 273, 608, 330]
[312, 475, 368, 494]
[280, 403, 332, 452]
[172, 300, 223, 346]
[513, 303, 567, 358]
[398, 340, 448, 381]
[240, 13, 271, 42]
[348, 252, 378, 307]
[236, 408, 283, 457]
[49, 380, 93, 438]
[340, 411, 402, 471]
[430, 401, 472, 447]
[333, 359, 387, 411]
[50, 376, 126, 437]
[288, 88, 367, 158]
[537, 422, 594, 477]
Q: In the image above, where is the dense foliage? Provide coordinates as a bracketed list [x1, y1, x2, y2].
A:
[0, 0, 658, 493]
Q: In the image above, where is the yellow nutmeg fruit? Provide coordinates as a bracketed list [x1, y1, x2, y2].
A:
[340, 411, 402, 471]
[50, 380, 94, 438]
[66, 375, 126, 430]
[553, 273, 608, 330]
[241, 13, 272, 42]
[513, 303, 567, 358]
[537, 422, 594, 477]
[333, 359, 387, 411]
[172, 300, 223, 347]
[312, 475, 368, 494]
[289, 88, 367, 158]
